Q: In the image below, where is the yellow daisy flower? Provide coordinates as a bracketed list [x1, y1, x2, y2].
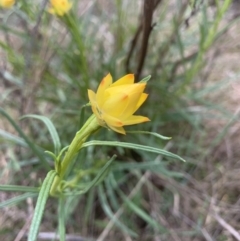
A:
[0, 0, 15, 8]
[48, 0, 72, 16]
[88, 73, 150, 134]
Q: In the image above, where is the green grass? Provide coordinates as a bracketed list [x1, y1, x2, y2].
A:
[1, 0, 240, 240]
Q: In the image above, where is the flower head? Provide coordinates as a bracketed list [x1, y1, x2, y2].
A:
[88, 73, 150, 134]
[48, 0, 72, 16]
[0, 0, 15, 8]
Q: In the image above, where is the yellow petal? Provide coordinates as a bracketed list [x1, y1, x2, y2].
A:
[122, 115, 150, 125]
[105, 83, 146, 98]
[96, 73, 112, 107]
[108, 125, 126, 135]
[119, 90, 145, 119]
[110, 74, 134, 87]
[102, 113, 123, 127]
[88, 89, 101, 120]
[88, 89, 96, 104]
[134, 93, 148, 112]
[105, 84, 146, 119]
[91, 104, 101, 121]
[102, 92, 129, 117]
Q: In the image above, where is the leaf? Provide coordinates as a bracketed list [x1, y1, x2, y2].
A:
[28, 170, 57, 241]
[127, 130, 171, 140]
[0, 129, 28, 147]
[58, 197, 66, 241]
[0, 185, 39, 193]
[82, 141, 185, 162]
[21, 114, 61, 155]
[0, 193, 37, 208]
[139, 75, 151, 83]
[0, 108, 50, 170]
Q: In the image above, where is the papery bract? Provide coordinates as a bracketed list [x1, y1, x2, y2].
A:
[48, 0, 72, 16]
[88, 73, 150, 134]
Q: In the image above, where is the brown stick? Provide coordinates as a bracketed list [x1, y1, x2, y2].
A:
[125, 0, 161, 79]
[125, 23, 143, 73]
[135, 0, 160, 81]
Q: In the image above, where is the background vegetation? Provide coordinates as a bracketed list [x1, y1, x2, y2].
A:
[1, 0, 240, 240]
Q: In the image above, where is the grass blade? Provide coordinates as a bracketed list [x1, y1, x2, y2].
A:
[82, 141, 185, 162]
[0, 185, 39, 193]
[0, 129, 28, 147]
[28, 170, 57, 241]
[127, 130, 171, 140]
[58, 197, 66, 241]
[0, 193, 37, 208]
[0, 108, 50, 170]
[21, 114, 61, 155]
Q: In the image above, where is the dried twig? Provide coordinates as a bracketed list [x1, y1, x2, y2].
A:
[125, 23, 143, 73]
[135, 0, 161, 81]
[28, 232, 92, 241]
[125, 0, 161, 80]
[213, 213, 240, 240]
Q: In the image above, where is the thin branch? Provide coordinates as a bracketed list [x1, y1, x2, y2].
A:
[213, 213, 240, 241]
[135, 0, 156, 81]
[125, 0, 161, 78]
[125, 23, 143, 73]
[27, 232, 93, 241]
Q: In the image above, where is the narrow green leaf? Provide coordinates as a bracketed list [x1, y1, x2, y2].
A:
[0, 129, 28, 147]
[139, 75, 151, 83]
[82, 141, 185, 162]
[45, 151, 57, 161]
[78, 105, 86, 129]
[0, 69, 23, 86]
[0, 185, 39, 193]
[58, 197, 66, 241]
[127, 131, 171, 140]
[28, 170, 57, 241]
[83, 189, 95, 226]
[0, 108, 50, 170]
[105, 179, 120, 211]
[21, 114, 61, 155]
[0, 193, 37, 208]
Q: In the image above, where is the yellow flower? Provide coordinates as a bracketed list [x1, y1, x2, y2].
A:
[88, 73, 150, 134]
[0, 0, 15, 8]
[48, 0, 72, 16]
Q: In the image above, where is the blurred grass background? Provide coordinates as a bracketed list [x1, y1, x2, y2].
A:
[1, 0, 240, 240]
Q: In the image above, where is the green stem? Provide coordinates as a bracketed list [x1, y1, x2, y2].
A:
[50, 114, 100, 196]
